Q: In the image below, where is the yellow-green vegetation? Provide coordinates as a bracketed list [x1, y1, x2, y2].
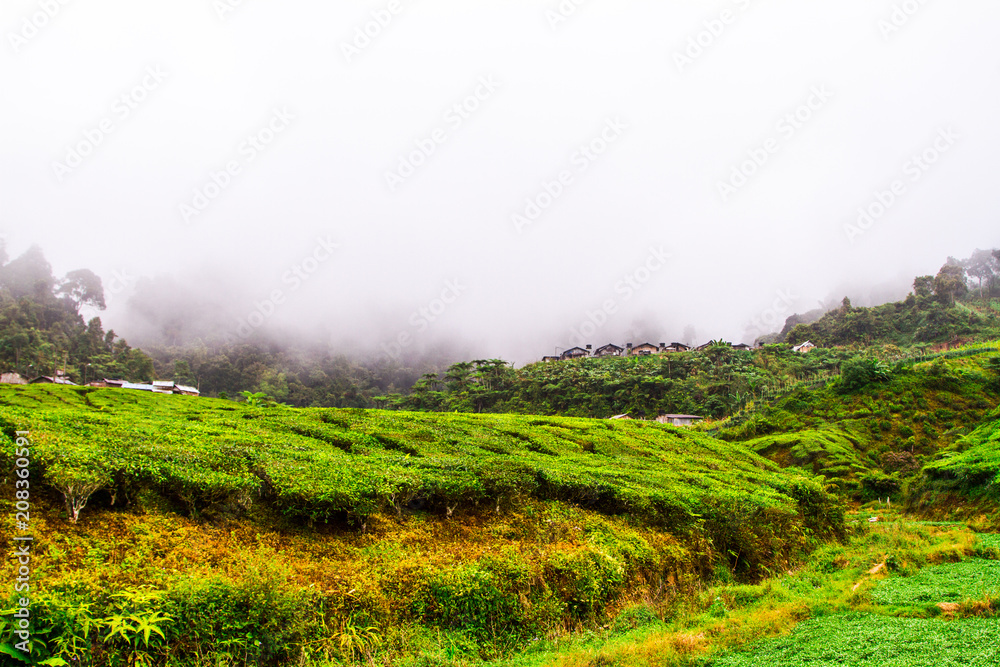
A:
[0, 385, 842, 666]
[496, 515, 997, 667]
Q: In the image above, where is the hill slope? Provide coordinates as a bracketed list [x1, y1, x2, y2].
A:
[0, 385, 841, 665]
[713, 345, 1000, 505]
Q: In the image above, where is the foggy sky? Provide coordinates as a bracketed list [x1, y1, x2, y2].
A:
[2, 0, 999, 364]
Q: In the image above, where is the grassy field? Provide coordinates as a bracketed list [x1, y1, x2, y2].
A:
[0, 385, 842, 666]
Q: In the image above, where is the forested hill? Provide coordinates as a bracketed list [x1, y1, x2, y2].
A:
[782, 251, 1000, 348]
[386, 345, 855, 418]
[0, 244, 153, 381]
[385, 251, 1000, 419]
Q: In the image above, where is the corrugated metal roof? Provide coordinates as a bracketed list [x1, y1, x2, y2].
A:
[122, 383, 156, 391]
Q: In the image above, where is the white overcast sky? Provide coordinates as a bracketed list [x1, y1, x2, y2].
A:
[2, 0, 999, 362]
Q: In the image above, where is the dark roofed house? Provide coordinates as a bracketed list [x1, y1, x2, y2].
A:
[662, 342, 691, 353]
[560, 346, 590, 360]
[732, 343, 752, 351]
[30, 374, 77, 386]
[630, 342, 659, 356]
[594, 343, 624, 357]
[656, 414, 705, 427]
[541, 355, 560, 362]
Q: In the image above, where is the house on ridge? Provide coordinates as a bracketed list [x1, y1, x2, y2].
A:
[30, 368, 78, 385]
[793, 341, 816, 353]
[630, 342, 659, 356]
[594, 343, 624, 357]
[656, 414, 705, 427]
[560, 346, 591, 360]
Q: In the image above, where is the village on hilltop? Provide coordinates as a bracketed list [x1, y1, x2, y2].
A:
[542, 340, 816, 362]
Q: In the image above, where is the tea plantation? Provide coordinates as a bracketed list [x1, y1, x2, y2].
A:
[0, 384, 841, 666]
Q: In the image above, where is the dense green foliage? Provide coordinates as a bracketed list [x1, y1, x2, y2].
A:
[784, 251, 1000, 348]
[715, 346, 1000, 502]
[0, 385, 840, 552]
[922, 405, 1000, 502]
[389, 345, 856, 419]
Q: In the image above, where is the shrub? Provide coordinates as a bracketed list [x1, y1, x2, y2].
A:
[838, 358, 892, 393]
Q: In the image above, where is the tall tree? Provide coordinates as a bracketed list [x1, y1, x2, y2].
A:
[964, 248, 999, 301]
[57, 269, 107, 312]
[933, 263, 968, 307]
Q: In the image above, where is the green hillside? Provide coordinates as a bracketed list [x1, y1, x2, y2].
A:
[0, 385, 841, 666]
[922, 405, 1000, 506]
[713, 345, 1000, 505]
[390, 344, 857, 418]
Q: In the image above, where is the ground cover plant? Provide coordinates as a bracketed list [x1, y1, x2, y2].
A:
[869, 558, 1000, 606]
[707, 613, 1000, 667]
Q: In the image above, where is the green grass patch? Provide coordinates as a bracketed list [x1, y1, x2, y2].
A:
[709, 613, 1000, 666]
[870, 559, 1000, 606]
